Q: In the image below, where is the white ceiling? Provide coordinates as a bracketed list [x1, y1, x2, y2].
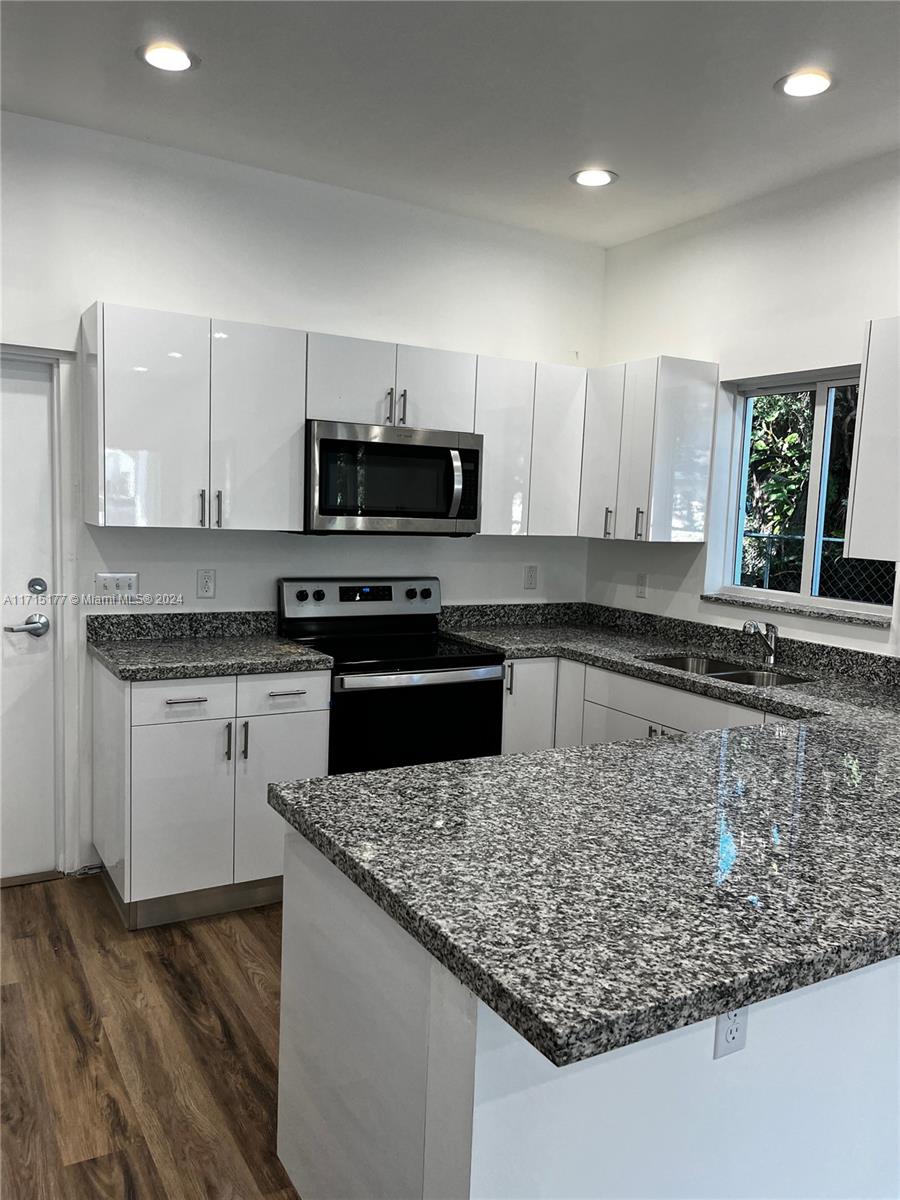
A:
[3, 2, 899, 247]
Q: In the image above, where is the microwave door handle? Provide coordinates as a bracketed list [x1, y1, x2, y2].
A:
[448, 449, 464, 519]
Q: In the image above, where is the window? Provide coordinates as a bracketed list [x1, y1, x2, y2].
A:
[734, 378, 896, 606]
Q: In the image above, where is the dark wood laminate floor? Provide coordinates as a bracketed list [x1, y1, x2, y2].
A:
[1, 875, 299, 1200]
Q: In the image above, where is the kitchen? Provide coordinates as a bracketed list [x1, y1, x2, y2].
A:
[1, 3, 899, 1199]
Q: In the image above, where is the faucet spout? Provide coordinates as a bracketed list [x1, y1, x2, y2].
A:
[742, 620, 778, 667]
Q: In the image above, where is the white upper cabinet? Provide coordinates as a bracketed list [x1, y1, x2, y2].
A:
[528, 363, 587, 537]
[101, 304, 211, 528]
[844, 316, 900, 562]
[210, 319, 306, 531]
[578, 364, 626, 539]
[647, 356, 718, 542]
[306, 332, 398, 426]
[615, 357, 658, 542]
[614, 356, 718, 543]
[395, 344, 477, 431]
[474, 356, 535, 535]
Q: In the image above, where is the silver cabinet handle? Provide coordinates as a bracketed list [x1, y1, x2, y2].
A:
[634, 507, 644, 540]
[603, 507, 613, 538]
[225, 721, 233, 761]
[267, 688, 308, 697]
[242, 719, 250, 760]
[165, 696, 209, 705]
[448, 449, 463, 519]
[4, 613, 50, 638]
[199, 488, 207, 527]
[506, 662, 515, 695]
[385, 387, 395, 424]
[215, 489, 223, 528]
[398, 389, 408, 425]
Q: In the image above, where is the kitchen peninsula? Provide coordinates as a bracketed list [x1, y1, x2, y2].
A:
[270, 623, 900, 1200]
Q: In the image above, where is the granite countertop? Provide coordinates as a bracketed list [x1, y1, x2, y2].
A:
[270, 622, 900, 1067]
[88, 636, 333, 681]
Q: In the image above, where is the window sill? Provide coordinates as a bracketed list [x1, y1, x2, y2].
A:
[700, 591, 892, 630]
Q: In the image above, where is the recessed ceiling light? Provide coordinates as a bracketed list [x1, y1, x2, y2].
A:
[139, 41, 198, 72]
[570, 168, 619, 188]
[777, 68, 832, 97]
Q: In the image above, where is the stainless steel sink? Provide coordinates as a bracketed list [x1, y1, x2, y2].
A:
[712, 669, 808, 688]
[643, 654, 749, 675]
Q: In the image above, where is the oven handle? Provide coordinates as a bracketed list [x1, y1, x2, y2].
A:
[447, 449, 464, 520]
[333, 664, 503, 692]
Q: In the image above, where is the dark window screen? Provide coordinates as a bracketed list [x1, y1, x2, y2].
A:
[318, 440, 452, 517]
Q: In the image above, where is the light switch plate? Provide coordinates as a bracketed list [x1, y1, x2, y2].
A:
[94, 572, 139, 600]
[636, 573, 648, 598]
[523, 565, 538, 591]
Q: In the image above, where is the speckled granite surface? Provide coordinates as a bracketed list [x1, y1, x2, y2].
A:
[270, 621, 900, 1066]
[85, 611, 278, 642]
[88, 636, 331, 681]
[699, 591, 892, 629]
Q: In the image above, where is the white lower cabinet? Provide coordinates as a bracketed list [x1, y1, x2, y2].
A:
[502, 658, 558, 755]
[234, 710, 329, 884]
[93, 663, 330, 910]
[131, 718, 236, 902]
[582, 665, 764, 744]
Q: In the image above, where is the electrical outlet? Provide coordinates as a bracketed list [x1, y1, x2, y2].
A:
[714, 1007, 748, 1058]
[636, 573, 648, 598]
[95, 572, 139, 600]
[523, 564, 538, 591]
[196, 568, 216, 599]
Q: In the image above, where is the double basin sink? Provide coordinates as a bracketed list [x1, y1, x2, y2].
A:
[643, 654, 808, 689]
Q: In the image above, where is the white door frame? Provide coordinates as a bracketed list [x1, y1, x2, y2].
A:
[2, 345, 85, 878]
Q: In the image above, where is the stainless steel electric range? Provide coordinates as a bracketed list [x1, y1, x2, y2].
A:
[277, 576, 504, 775]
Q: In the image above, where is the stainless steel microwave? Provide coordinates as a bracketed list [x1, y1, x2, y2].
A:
[306, 420, 483, 535]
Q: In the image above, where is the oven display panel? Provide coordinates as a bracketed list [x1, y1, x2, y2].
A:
[339, 585, 393, 603]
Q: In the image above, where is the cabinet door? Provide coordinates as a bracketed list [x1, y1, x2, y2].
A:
[474, 356, 535, 535]
[395, 345, 477, 431]
[555, 659, 586, 747]
[210, 320, 306, 531]
[615, 357, 657, 542]
[582, 701, 655, 744]
[306, 333, 398, 425]
[845, 317, 900, 562]
[528, 364, 587, 537]
[502, 658, 558, 755]
[647, 357, 718, 542]
[578, 364, 626, 539]
[234, 710, 329, 884]
[131, 719, 235, 901]
[103, 304, 211, 528]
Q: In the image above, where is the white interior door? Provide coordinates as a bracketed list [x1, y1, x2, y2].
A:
[1, 359, 59, 881]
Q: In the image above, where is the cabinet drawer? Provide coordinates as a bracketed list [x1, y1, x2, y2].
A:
[131, 676, 236, 726]
[584, 666, 764, 732]
[237, 671, 331, 717]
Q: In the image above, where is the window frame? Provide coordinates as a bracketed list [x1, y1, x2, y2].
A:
[715, 369, 893, 616]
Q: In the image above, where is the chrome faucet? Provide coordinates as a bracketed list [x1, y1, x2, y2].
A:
[743, 620, 778, 666]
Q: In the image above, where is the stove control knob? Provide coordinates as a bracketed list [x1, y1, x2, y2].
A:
[406, 587, 418, 600]
[313, 589, 326, 602]
[420, 587, 433, 600]
[295, 589, 309, 603]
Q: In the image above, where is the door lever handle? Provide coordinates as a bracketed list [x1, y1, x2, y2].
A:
[4, 613, 50, 638]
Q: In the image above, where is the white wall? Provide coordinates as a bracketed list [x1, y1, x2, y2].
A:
[1, 113, 604, 365]
[588, 152, 900, 652]
[598, 150, 900, 380]
[81, 528, 589, 610]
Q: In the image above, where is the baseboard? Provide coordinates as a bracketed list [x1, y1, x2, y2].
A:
[100, 866, 283, 930]
[0, 869, 64, 889]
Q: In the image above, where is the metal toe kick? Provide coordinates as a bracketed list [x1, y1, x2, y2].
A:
[101, 867, 283, 931]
